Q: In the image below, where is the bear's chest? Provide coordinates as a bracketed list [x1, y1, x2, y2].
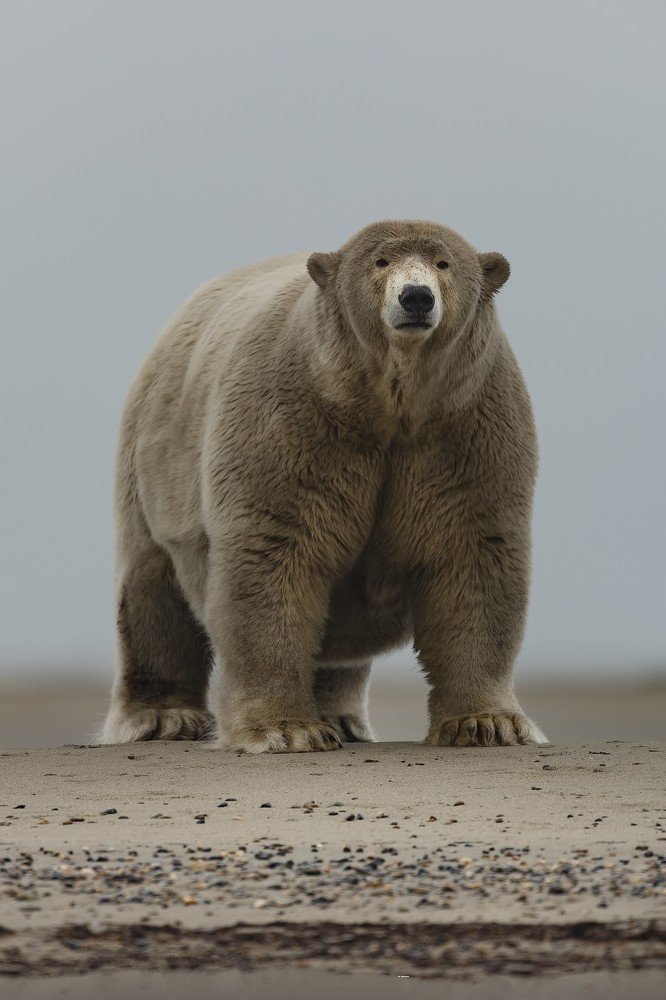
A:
[359, 436, 460, 573]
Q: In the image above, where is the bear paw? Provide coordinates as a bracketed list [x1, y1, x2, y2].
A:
[426, 712, 548, 747]
[320, 713, 376, 742]
[98, 704, 216, 744]
[225, 720, 343, 754]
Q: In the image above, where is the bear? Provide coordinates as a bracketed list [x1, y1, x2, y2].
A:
[100, 219, 547, 752]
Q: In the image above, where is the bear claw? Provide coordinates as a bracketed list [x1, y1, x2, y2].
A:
[98, 705, 216, 744]
[225, 720, 343, 754]
[426, 712, 548, 747]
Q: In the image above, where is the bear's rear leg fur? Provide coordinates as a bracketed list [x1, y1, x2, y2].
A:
[314, 663, 376, 742]
[99, 545, 215, 744]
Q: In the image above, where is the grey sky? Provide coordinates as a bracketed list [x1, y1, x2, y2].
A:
[1, 1, 664, 678]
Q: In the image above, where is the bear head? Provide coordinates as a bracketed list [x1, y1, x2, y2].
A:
[307, 220, 509, 355]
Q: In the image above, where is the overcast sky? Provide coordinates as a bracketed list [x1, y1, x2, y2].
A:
[1, 1, 664, 679]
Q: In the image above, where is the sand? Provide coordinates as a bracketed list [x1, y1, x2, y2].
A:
[0, 678, 664, 990]
[6, 968, 666, 1000]
[0, 735, 663, 985]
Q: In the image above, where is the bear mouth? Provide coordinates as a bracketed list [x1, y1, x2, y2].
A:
[394, 319, 432, 330]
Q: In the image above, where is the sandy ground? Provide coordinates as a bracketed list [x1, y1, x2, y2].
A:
[0, 739, 664, 975]
[0, 679, 664, 992]
[5, 968, 666, 1000]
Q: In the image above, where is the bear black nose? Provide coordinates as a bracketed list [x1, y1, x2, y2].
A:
[398, 284, 435, 314]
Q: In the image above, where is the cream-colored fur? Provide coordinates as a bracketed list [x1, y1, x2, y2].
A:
[100, 220, 547, 752]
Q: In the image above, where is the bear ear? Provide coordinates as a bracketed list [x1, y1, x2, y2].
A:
[479, 252, 510, 296]
[307, 251, 340, 290]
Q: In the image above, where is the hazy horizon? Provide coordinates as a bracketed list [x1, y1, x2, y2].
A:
[1, 1, 665, 680]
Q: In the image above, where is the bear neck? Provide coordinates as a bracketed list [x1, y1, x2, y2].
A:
[305, 290, 501, 444]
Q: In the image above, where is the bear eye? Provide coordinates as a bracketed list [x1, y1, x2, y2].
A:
[375, 257, 389, 268]
[436, 260, 449, 270]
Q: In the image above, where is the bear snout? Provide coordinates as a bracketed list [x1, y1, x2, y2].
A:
[397, 284, 436, 326]
[398, 284, 435, 314]
[382, 259, 443, 335]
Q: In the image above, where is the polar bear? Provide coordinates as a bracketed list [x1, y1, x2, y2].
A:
[100, 219, 547, 752]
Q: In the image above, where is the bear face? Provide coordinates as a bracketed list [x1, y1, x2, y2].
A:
[307, 220, 509, 356]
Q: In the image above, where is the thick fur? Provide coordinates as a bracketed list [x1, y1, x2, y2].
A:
[100, 220, 547, 752]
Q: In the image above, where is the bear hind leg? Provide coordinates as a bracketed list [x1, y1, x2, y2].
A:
[99, 545, 215, 744]
[314, 663, 376, 742]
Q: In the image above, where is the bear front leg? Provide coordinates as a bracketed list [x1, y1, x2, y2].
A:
[412, 545, 547, 748]
[204, 543, 343, 753]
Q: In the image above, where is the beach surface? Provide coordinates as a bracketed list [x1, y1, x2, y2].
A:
[0, 737, 664, 983]
[0, 678, 664, 992]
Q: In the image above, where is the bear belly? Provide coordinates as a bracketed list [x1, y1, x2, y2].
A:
[316, 559, 412, 664]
